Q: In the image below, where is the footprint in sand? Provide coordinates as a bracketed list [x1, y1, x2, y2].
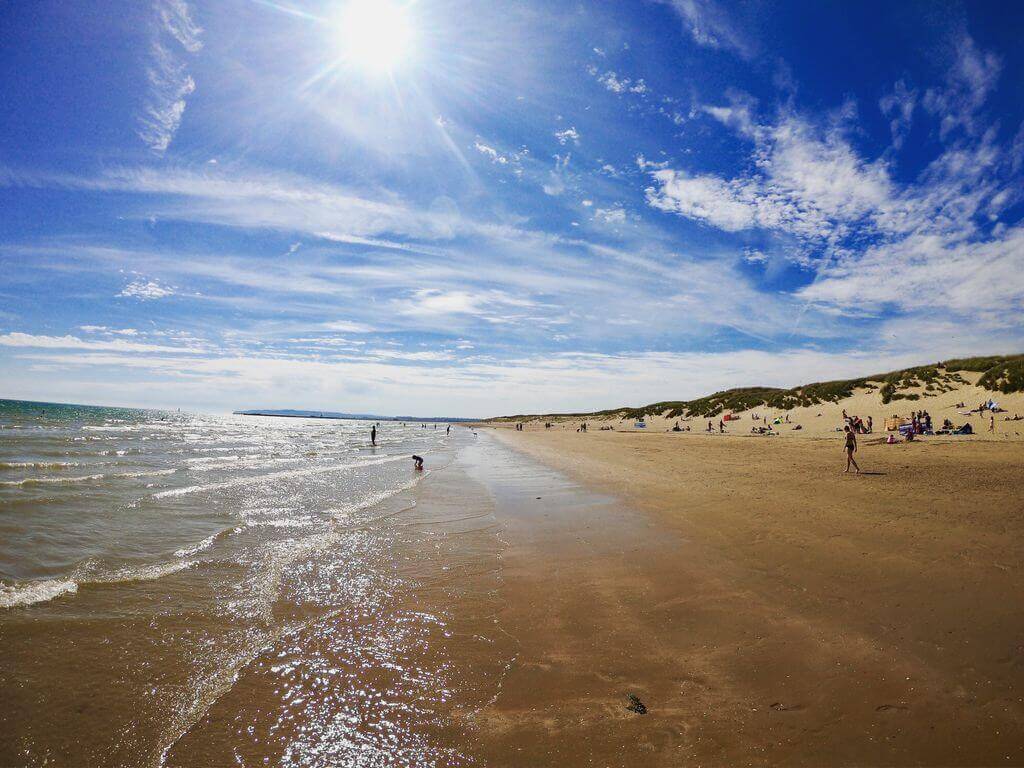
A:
[875, 704, 910, 712]
[770, 702, 805, 712]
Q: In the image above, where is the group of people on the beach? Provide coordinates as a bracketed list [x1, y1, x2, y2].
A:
[841, 409, 873, 434]
[910, 410, 932, 433]
[748, 413, 796, 434]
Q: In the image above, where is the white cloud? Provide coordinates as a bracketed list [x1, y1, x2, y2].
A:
[701, 92, 760, 139]
[319, 320, 375, 334]
[0, 332, 203, 354]
[555, 127, 581, 146]
[78, 326, 140, 336]
[922, 35, 1001, 140]
[138, 1, 203, 153]
[474, 140, 508, 164]
[0, 165, 480, 243]
[120, 278, 175, 300]
[800, 224, 1024, 314]
[641, 36, 1024, 331]
[366, 349, 454, 362]
[594, 206, 627, 225]
[542, 153, 571, 196]
[660, 0, 752, 57]
[879, 79, 917, 150]
[646, 170, 758, 231]
[395, 288, 535, 321]
[646, 114, 894, 239]
[157, 0, 203, 53]
[592, 69, 649, 95]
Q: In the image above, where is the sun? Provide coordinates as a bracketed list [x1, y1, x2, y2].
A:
[332, 0, 415, 74]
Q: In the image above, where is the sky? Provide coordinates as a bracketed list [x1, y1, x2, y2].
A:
[1, 0, 1023, 417]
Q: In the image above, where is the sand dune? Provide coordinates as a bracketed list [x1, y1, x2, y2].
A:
[492, 368, 1024, 441]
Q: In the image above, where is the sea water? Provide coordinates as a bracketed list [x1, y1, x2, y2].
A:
[0, 399, 509, 766]
[0, 400, 450, 607]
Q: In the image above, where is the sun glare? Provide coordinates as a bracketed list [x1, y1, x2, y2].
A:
[333, 0, 415, 74]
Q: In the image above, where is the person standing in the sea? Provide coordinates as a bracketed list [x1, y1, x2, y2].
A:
[844, 425, 860, 474]
[371, 425, 377, 446]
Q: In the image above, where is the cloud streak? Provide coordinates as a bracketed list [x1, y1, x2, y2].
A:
[138, 0, 203, 153]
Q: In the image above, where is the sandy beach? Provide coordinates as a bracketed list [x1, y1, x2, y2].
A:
[5, 406, 1024, 766]
[473, 425, 1024, 765]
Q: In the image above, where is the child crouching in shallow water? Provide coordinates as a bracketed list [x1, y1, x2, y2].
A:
[412, 455, 424, 470]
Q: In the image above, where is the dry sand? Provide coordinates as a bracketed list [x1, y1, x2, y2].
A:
[474, 424, 1024, 765]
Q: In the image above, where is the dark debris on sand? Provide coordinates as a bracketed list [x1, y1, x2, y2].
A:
[626, 694, 647, 715]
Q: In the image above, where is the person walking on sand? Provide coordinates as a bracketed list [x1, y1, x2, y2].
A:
[990, 415, 995, 433]
[371, 424, 377, 446]
[843, 425, 860, 474]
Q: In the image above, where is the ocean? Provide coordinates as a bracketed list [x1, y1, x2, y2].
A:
[0, 399, 512, 766]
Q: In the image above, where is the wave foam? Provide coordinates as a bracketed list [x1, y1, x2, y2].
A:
[1, 560, 197, 609]
[0, 473, 105, 487]
[153, 455, 407, 499]
[118, 469, 177, 478]
[0, 578, 78, 608]
[0, 461, 82, 470]
[96, 560, 196, 584]
[174, 533, 221, 558]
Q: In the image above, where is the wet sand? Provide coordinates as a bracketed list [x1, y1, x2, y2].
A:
[477, 426, 1024, 765]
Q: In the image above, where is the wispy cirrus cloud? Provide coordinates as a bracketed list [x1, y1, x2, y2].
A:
[0, 332, 205, 354]
[658, 0, 753, 57]
[138, 0, 203, 153]
[922, 34, 1001, 140]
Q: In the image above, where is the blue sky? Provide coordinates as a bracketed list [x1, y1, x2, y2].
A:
[1, 0, 1023, 416]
